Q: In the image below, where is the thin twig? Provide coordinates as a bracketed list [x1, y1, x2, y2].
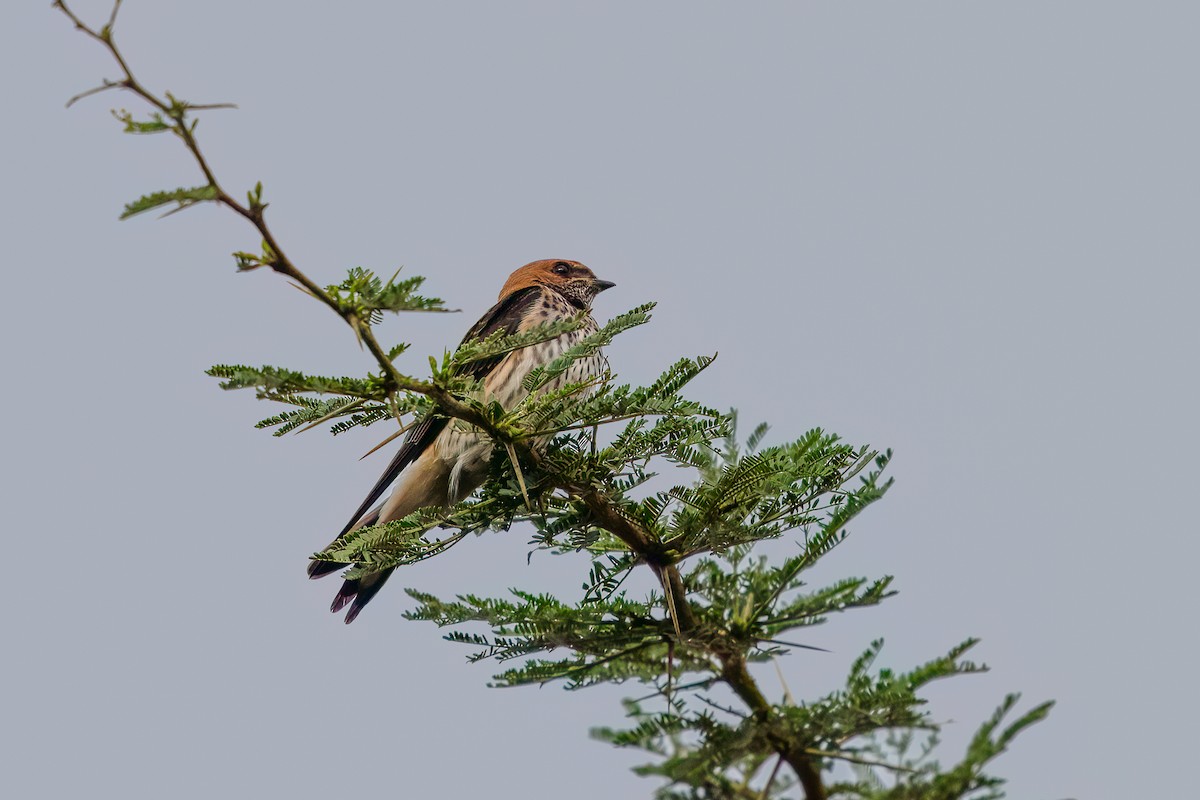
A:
[773, 657, 796, 706]
[359, 418, 418, 459]
[504, 442, 532, 509]
[294, 398, 366, 436]
[802, 748, 916, 774]
[697, 694, 748, 720]
[665, 639, 674, 716]
[629, 678, 717, 704]
[760, 638, 830, 653]
[758, 756, 785, 800]
[104, 0, 122, 33]
[65, 79, 122, 108]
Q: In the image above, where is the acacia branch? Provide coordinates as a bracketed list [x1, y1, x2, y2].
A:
[54, 0, 694, 636]
[54, 2, 344, 315]
[57, 5, 826, 796]
[721, 654, 826, 800]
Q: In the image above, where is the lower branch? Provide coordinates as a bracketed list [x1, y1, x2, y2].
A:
[721, 653, 826, 800]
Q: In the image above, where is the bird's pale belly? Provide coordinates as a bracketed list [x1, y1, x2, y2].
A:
[438, 321, 606, 500]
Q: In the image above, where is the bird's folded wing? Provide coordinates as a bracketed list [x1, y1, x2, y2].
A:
[334, 285, 545, 536]
[334, 415, 444, 538]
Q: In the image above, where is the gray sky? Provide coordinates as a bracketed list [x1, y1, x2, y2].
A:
[5, 2, 1197, 797]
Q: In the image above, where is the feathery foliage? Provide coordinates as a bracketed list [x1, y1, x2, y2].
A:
[120, 184, 217, 219]
[325, 266, 450, 322]
[56, 4, 1054, 798]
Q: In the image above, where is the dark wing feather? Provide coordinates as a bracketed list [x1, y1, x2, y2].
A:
[309, 285, 546, 620]
[330, 417, 443, 538]
[453, 285, 543, 379]
[314, 286, 544, 557]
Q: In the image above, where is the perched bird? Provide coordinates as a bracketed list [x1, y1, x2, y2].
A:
[308, 259, 616, 622]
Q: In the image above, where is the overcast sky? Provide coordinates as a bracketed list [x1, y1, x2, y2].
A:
[5, 2, 1197, 798]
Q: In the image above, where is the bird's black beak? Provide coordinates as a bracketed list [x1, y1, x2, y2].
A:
[593, 279, 616, 292]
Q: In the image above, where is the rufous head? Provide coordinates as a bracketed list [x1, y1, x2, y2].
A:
[499, 259, 616, 309]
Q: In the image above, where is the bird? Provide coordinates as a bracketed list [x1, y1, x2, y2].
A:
[308, 259, 616, 622]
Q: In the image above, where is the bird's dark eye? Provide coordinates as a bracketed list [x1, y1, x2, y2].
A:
[552, 261, 571, 275]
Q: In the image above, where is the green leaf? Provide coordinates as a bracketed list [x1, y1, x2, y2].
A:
[120, 185, 218, 219]
[521, 303, 656, 392]
[447, 315, 590, 377]
[112, 108, 171, 134]
[325, 266, 451, 323]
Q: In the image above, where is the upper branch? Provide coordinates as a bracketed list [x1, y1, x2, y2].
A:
[54, 1, 415, 389]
